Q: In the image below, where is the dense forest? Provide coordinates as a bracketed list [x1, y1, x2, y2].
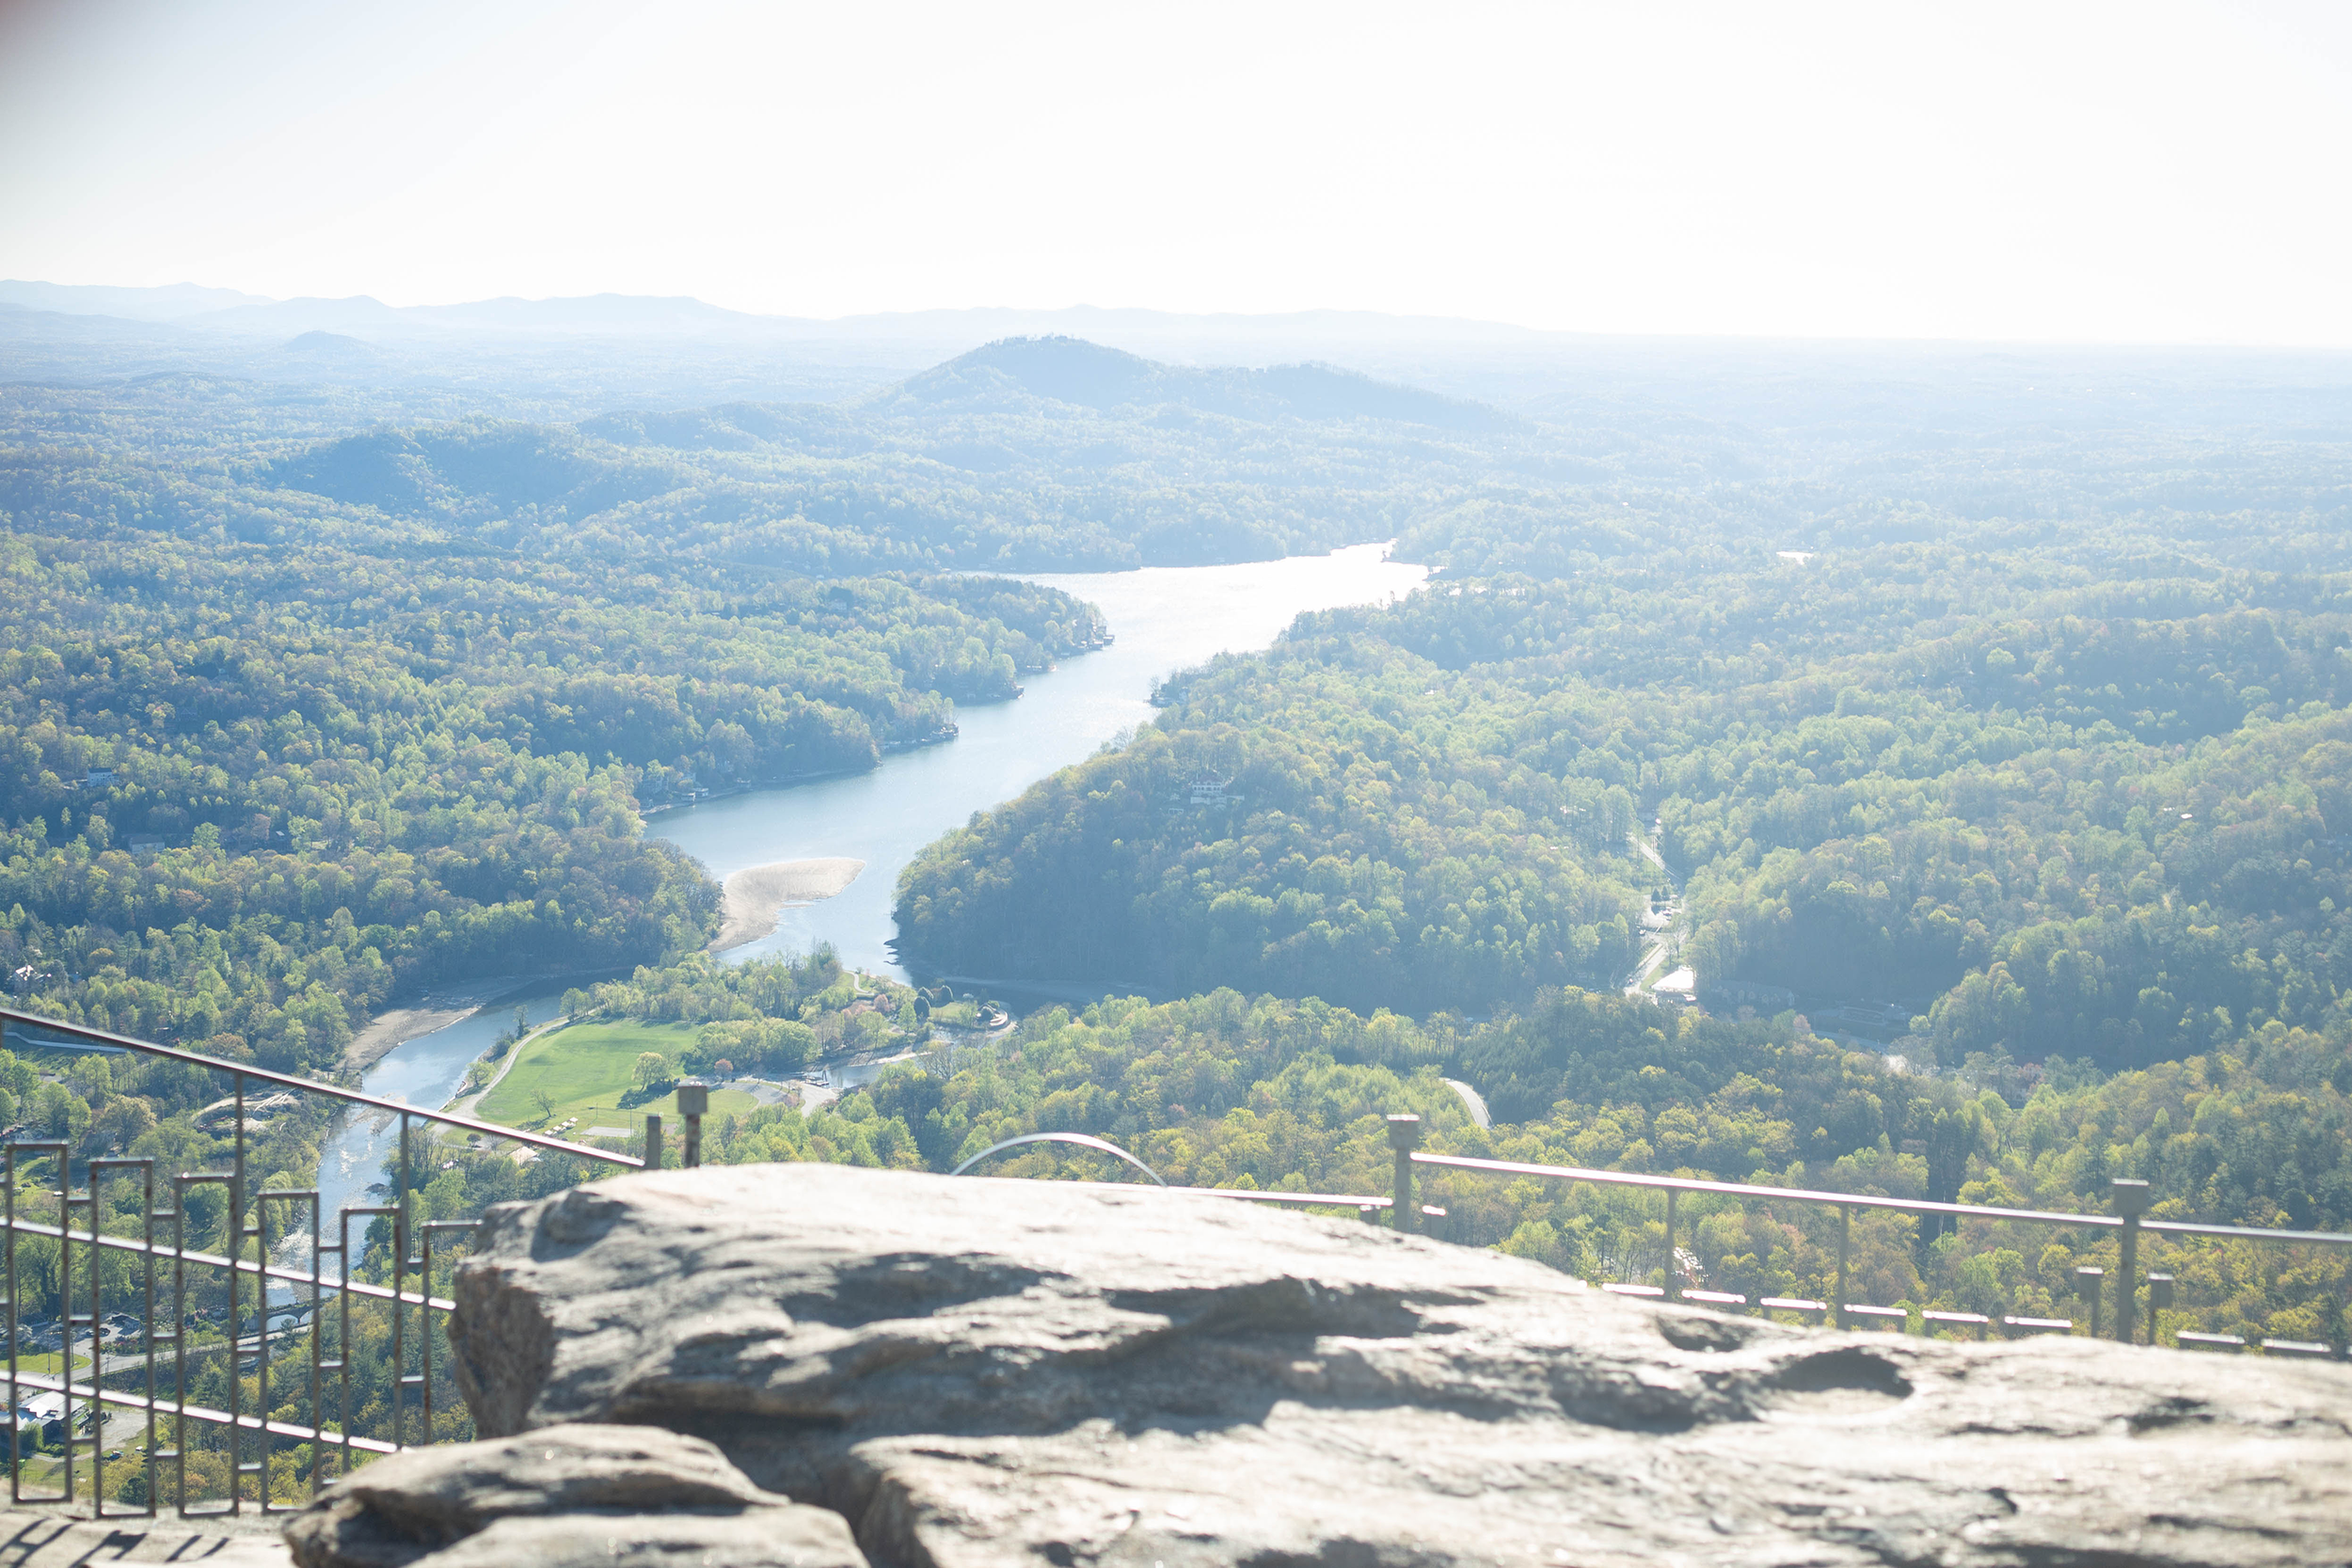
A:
[900, 528, 2352, 1076]
[376, 972, 2350, 1349]
[0, 525, 1099, 1075]
[8, 322, 2352, 1369]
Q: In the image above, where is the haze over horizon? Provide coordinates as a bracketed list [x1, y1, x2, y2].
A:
[5, 0, 2349, 350]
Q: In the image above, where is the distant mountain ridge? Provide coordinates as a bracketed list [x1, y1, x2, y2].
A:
[0, 279, 273, 321]
[278, 329, 382, 361]
[234, 337, 1527, 570]
[11, 280, 2351, 446]
[263, 338, 1515, 515]
[0, 279, 1559, 353]
[878, 337, 1519, 431]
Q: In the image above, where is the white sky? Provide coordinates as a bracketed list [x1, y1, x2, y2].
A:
[2, 0, 2348, 344]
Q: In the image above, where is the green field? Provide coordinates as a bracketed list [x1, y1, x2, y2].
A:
[476, 1020, 759, 1132]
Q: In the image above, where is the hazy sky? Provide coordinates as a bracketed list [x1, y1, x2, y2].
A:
[3, 0, 2348, 344]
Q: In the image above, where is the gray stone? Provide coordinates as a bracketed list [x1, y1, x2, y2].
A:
[448, 1164, 2352, 1568]
[396, 1512, 866, 1568]
[282, 1423, 866, 1568]
[0, 1506, 290, 1566]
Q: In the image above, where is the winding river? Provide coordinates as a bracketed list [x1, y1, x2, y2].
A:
[311, 544, 1427, 1217]
[645, 543, 1427, 979]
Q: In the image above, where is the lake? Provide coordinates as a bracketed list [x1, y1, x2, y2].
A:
[306, 544, 1426, 1248]
[644, 542, 1428, 980]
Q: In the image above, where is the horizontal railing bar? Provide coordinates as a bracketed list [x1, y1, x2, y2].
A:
[2, 1216, 455, 1311]
[1169, 1187, 1389, 1208]
[1410, 1151, 2352, 1250]
[0, 1006, 640, 1167]
[2, 1368, 400, 1455]
[2141, 1217, 2352, 1247]
[1410, 1151, 2117, 1226]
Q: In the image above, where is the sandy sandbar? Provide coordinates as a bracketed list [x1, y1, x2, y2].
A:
[711, 857, 866, 951]
[338, 976, 532, 1077]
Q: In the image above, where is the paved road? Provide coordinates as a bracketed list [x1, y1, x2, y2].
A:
[1443, 1079, 1491, 1130]
[1624, 833, 1682, 996]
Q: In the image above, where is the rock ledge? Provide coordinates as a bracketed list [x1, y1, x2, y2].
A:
[432, 1164, 2352, 1568]
[284, 1423, 864, 1568]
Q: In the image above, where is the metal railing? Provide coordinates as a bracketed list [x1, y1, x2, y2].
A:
[952, 1131, 1448, 1222]
[0, 1006, 660, 1520]
[1402, 1115, 2352, 1352]
[13, 992, 2340, 1526]
[954, 1116, 2352, 1355]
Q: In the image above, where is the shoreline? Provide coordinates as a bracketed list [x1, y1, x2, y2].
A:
[710, 857, 866, 952]
[338, 977, 534, 1079]
[340, 967, 627, 1082]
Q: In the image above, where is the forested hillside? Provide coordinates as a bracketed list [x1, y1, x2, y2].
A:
[4, 337, 1534, 576]
[417, 975, 2344, 1347]
[0, 332, 1558, 1070]
[898, 402, 2352, 1088]
[895, 640, 1650, 1012]
[0, 529, 1098, 1074]
[9, 328, 2352, 1328]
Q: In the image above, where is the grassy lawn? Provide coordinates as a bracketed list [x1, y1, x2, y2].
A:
[477, 1021, 757, 1132]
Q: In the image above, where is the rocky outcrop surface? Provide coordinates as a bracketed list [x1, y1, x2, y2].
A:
[445, 1164, 2352, 1568]
[283, 1423, 866, 1568]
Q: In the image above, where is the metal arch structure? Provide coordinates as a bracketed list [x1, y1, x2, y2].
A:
[950, 1132, 1168, 1185]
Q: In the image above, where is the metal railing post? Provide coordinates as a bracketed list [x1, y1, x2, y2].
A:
[8, 1143, 73, 1507]
[138, 1164, 158, 1516]
[2076, 1266, 2105, 1338]
[2112, 1179, 2150, 1343]
[1386, 1116, 1421, 1233]
[67, 1181, 87, 1511]
[253, 1187, 319, 1513]
[305, 1189, 323, 1496]
[337, 1207, 396, 1480]
[1663, 1188, 1678, 1300]
[168, 1176, 191, 1516]
[149, 1170, 179, 1516]
[7, 1145, 21, 1507]
[393, 1113, 414, 1450]
[172, 1169, 235, 1518]
[88, 1157, 157, 1520]
[2146, 1273, 2173, 1347]
[676, 1084, 708, 1170]
[1834, 1206, 1850, 1330]
[230, 1071, 251, 1515]
[643, 1114, 662, 1173]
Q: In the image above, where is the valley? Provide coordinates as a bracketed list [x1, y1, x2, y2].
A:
[4, 304, 2350, 1372]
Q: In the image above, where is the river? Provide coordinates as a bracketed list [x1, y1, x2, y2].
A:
[642, 542, 1427, 980]
[308, 543, 1426, 1230]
